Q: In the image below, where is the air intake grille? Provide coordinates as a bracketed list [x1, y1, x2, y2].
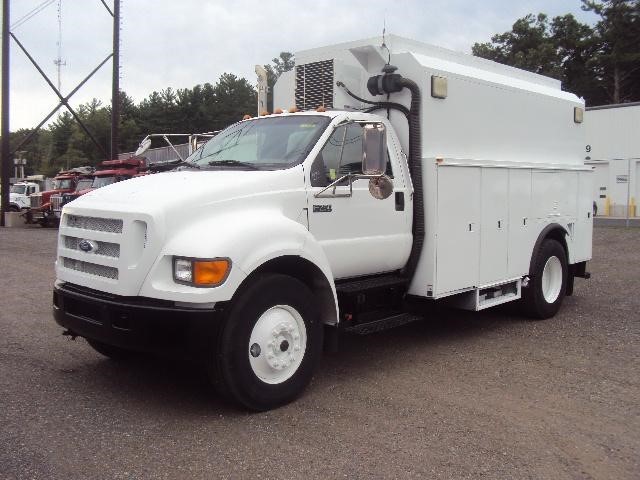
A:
[51, 196, 63, 211]
[63, 235, 120, 258]
[65, 215, 123, 233]
[30, 194, 42, 209]
[295, 60, 334, 111]
[62, 257, 118, 280]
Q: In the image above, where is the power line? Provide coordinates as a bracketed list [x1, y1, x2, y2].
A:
[10, 0, 56, 30]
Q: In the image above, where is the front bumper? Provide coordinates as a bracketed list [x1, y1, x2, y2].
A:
[53, 282, 224, 353]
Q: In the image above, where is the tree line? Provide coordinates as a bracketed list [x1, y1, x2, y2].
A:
[10, 0, 639, 177]
[473, 0, 639, 105]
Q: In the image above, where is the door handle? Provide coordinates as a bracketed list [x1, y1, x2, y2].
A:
[395, 192, 404, 211]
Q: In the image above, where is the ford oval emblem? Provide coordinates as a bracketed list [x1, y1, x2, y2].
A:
[78, 239, 98, 253]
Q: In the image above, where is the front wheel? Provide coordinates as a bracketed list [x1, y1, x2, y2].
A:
[210, 274, 323, 411]
[522, 239, 568, 319]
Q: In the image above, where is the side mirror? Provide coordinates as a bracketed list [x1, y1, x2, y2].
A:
[362, 123, 387, 175]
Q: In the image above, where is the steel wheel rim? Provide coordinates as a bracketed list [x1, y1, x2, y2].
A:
[248, 305, 307, 385]
[542, 256, 562, 303]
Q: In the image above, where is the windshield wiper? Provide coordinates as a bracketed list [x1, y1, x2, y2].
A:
[207, 160, 260, 170]
[149, 158, 200, 172]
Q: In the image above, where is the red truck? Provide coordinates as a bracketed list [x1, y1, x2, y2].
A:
[27, 168, 94, 227]
[50, 158, 147, 221]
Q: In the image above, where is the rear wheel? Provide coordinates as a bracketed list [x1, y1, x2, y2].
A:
[522, 239, 568, 319]
[210, 274, 322, 411]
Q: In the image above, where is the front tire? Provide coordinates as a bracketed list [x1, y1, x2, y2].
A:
[522, 239, 568, 319]
[211, 274, 323, 411]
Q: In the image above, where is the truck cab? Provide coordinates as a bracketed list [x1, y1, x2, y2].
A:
[52, 35, 592, 411]
[8, 181, 40, 211]
[28, 170, 88, 227]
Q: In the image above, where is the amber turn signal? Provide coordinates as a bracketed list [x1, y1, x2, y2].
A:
[193, 259, 231, 286]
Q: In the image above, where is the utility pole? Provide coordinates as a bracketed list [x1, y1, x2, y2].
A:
[1, 0, 10, 227]
[110, 0, 120, 160]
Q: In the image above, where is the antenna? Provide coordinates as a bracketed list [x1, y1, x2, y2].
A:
[53, 0, 66, 92]
[381, 18, 391, 65]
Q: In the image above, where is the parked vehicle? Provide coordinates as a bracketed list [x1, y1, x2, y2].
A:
[8, 181, 40, 211]
[50, 176, 95, 222]
[50, 158, 146, 221]
[52, 36, 593, 410]
[27, 168, 94, 227]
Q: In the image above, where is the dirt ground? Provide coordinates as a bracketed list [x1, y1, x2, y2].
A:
[1, 226, 638, 479]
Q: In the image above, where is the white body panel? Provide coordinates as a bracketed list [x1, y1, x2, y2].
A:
[414, 161, 593, 298]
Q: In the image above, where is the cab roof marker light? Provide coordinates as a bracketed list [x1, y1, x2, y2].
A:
[431, 75, 447, 99]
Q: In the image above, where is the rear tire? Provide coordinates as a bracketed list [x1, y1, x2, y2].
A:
[522, 239, 568, 319]
[86, 339, 137, 361]
[210, 273, 322, 411]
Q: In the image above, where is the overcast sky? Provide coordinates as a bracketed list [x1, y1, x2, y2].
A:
[4, 0, 598, 130]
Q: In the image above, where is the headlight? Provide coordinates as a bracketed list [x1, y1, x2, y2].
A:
[173, 257, 231, 287]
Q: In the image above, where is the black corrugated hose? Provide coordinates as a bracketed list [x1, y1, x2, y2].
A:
[397, 78, 424, 281]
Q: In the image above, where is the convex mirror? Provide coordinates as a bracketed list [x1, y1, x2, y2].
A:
[369, 176, 393, 200]
[362, 123, 387, 175]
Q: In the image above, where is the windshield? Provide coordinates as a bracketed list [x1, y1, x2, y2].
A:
[53, 178, 74, 190]
[186, 115, 331, 170]
[10, 185, 26, 194]
[92, 176, 117, 188]
[75, 179, 93, 191]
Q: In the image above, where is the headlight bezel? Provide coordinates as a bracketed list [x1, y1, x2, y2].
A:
[172, 256, 232, 288]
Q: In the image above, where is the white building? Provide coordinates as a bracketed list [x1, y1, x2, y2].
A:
[585, 102, 640, 217]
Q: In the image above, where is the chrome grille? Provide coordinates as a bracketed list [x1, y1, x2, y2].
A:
[65, 214, 123, 233]
[51, 196, 63, 211]
[295, 59, 334, 110]
[62, 257, 118, 279]
[30, 194, 42, 209]
[63, 235, 120, 258]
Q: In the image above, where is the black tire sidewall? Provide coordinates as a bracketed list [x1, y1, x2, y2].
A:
[215, 274, 322, 411]
[524, 239, 568, 319]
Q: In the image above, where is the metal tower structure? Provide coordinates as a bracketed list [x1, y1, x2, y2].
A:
[1, 0, 121, 227]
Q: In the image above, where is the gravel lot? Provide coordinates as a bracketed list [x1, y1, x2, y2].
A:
[1, 226, 638, 479]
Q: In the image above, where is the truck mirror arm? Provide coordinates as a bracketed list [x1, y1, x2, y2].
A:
[313, 173, 385, 199]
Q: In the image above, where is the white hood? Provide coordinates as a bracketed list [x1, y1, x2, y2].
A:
[72, 167, 305, 216]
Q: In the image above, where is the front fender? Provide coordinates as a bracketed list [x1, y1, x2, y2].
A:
[139, 210, 338, 311]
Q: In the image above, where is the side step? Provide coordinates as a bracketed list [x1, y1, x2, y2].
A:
[335, 274, 407, 294]
[344, 312, 422, 335]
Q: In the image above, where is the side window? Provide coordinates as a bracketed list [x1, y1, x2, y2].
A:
[310, 123, 393, 187]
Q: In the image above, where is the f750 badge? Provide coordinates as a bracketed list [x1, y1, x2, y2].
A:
[313, 205, 332, 213]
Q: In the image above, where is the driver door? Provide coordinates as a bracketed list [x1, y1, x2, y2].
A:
[306, 122, 411, 280]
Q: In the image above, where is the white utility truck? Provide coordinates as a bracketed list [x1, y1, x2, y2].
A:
[8, 181, 41, 211]
[53, 36, 592, 410]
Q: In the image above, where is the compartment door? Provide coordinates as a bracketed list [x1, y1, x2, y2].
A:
[435, 166, 480, 295]
[479, 168, 509, 285]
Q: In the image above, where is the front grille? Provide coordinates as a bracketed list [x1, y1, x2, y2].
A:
[62, 257, 118, 280]
[63, 235, 120, 258]
[30, 194, 42, 209]
[51, 196, 63, 211]
[295, 59, 334, 110]
[65, 214, 123, 233]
